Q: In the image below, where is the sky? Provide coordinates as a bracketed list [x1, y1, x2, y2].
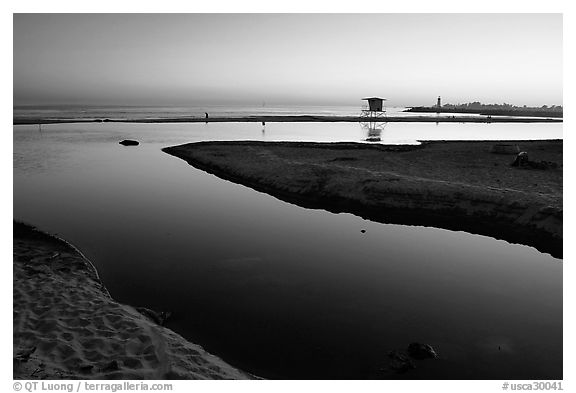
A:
[13, 13, 563, 107]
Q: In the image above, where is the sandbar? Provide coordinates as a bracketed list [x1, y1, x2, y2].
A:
[163, 140, 562, 258]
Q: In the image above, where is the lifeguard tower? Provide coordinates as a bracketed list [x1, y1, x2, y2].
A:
[360, 97, 387, 142]
[361, 97, 387, 120]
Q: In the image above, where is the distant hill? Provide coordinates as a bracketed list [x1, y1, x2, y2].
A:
[405, 102, 563, 118]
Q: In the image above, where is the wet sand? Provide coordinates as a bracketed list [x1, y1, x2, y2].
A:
[13, 115, 562, 125]
[163, 140, 562, 258]
[13, 222, 252, 380]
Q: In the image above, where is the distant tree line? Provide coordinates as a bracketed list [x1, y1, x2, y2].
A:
[406, 102, 562, 118]
[441, 102, 563, 112]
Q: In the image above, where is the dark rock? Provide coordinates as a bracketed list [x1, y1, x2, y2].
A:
[136, 307, 171, 325]
[511, 151, 558, 170]
[119, 139, 139, 146]
[388, 349, 409, 361]
[361, 229, 366, 233]
[387, 350, 415, 373]
[389, 358, 416, 373]
[511, 151, 529, 167]
[407, 342, 438, 359]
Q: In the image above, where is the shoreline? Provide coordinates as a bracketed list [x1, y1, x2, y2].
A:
[13, 115, 563, 125]
[163, 140, 562, 259]
[13, 221, 253, 380]
[405, 107, 563, 118]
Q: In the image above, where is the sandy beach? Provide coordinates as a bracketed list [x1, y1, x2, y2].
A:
[13, 222, 252, 380]
[163, 140, 562, 258]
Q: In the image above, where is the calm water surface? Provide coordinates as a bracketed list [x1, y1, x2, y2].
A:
[13, 105, 497, 121]
[13, 121, 562, 379]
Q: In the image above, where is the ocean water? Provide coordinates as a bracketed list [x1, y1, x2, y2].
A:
[13, 105, 491, 122]
[13, 119, 562, 379]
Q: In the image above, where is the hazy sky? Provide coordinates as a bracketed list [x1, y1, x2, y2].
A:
[13, 14, 562, 107]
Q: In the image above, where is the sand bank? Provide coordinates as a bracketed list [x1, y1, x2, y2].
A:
[13, 222, 252, 380]
[13, 115, 562, 125]
[163, 140, 562, 258]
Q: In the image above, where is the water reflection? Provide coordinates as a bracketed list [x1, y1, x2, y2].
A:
[13, 122, 562, 379]
[360, 120, 387, 142]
